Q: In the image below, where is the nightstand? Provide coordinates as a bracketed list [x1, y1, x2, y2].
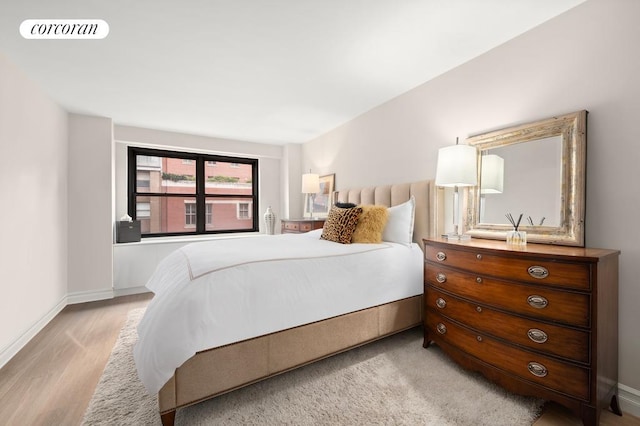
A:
[281, 218, 325, 234]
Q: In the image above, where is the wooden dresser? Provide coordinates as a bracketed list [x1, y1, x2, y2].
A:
[280, 218, 325, 234]
[423, 238, 621, 426]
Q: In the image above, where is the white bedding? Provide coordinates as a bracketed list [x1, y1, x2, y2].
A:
[134, 229, 423, 394]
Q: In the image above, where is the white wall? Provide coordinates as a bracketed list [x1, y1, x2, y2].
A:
[281, 143, 303, 219]
[0, 53, 68, 364]
[67, 114, 114, 299]
[302, 0, 640, 410]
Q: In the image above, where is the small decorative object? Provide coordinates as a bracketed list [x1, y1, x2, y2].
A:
[506, 229, 527, 245]
[505, 213, 526, 245]
[263, 206, 276, 235]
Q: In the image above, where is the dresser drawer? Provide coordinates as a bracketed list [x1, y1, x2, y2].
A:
[282, 219, 325, 234]
[299, 222, 314, 232]
[427, 312, 590, 400]
[425, 245, 590, 290]
[426, 288, 590, 363]
[283, 222, 300, 232]
[425, 264, 590, 327]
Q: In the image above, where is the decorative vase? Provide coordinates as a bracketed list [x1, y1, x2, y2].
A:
[263, 206, 276, 235]
[506, 229, 527, 246]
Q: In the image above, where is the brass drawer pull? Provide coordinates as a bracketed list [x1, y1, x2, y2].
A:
[528, 265, 549, 279]
[527, 362, 548, 378]
[476, 277, 483, 284]
[435, 298, 447, 309]
[527, 295, 548, 309]
[476, 254, 483, 260]
[527, 328, 548, 344]
[476, 335, 483, 342]
[476, 306, 482, 313]
[436, 272, 447, 284]
[436, 323, 447, 334]
[436, 251, 447, 261]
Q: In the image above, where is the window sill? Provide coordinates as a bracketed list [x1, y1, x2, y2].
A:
[113, 231, 264, 246]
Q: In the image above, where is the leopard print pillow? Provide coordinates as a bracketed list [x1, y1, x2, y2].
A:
[320, 206, 363, 244]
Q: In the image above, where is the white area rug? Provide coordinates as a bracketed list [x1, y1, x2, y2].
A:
[83, 308, 544, 425]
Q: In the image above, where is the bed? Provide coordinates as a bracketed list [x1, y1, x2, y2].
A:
[134, 180, 439, 426]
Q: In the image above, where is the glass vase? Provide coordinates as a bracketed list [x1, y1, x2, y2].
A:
[506, 229, 527, 246]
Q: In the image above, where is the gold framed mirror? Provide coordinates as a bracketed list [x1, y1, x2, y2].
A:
[463, 110, 587, 246]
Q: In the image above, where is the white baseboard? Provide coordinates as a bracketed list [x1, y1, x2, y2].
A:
[619, 383, 640, 418]
[0, 295, 67, 370]
[66, 288, 114, 305]
[113, 286, 150, 297]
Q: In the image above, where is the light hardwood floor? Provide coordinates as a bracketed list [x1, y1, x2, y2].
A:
[0, 293, 637, 426]
[0, 293, 152, 426]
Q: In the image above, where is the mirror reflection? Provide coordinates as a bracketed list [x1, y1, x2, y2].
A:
[479, 136, 562, 226]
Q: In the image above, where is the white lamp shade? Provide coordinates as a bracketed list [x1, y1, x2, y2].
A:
[435, 144, 478, 187]
[301, 173, 320, 194]
[480, 154, 504, 194]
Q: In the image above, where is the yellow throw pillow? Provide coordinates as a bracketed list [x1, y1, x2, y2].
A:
[352, 205, 388, 243]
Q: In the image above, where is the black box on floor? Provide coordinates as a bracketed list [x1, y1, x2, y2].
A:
[116, 220, 141, 243]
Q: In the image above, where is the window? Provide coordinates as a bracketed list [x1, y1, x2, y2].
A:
[238, 203, 250, 219]
[128, 147, 259, 237]
[136, 171, 150, 189]
[137, 202, 151, 218]
[206, 203, 213, 225]
[185, 203, 196, 226]
[137, 155, 161, 168]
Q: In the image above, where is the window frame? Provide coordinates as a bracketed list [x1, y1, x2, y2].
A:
[128, 146, 259, 238]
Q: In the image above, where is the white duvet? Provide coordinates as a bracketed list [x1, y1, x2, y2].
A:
[134, 229, 423, 394]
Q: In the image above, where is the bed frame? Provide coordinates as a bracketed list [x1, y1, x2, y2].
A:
[158, 180, 439, 425]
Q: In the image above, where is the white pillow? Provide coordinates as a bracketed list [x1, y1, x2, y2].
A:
[382, 196, 415, 245]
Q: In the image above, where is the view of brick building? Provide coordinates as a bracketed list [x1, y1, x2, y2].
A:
[135, 155, 254, 235]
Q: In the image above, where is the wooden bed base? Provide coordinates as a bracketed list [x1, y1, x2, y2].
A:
[158, 295, 422, 425]
[155, 179, 439, 425]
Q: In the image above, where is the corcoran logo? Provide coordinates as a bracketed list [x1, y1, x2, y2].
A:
[20, 19, 109, 39]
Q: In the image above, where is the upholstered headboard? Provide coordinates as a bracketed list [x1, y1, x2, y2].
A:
[334, 180, 440, 247]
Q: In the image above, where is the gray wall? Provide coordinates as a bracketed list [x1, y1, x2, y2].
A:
[302, 0, 640, 407]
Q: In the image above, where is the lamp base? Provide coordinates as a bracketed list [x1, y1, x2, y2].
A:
[441, 232, 472, 241]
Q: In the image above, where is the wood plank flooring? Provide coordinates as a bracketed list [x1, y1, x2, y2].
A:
[0, 293, 151, 426]
[0, 293, 637, 426]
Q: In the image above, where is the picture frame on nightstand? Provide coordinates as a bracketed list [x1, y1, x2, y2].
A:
[304, 173, 335, 218]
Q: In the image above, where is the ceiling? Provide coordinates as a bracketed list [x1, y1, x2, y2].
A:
[0, 0, 586, 145]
